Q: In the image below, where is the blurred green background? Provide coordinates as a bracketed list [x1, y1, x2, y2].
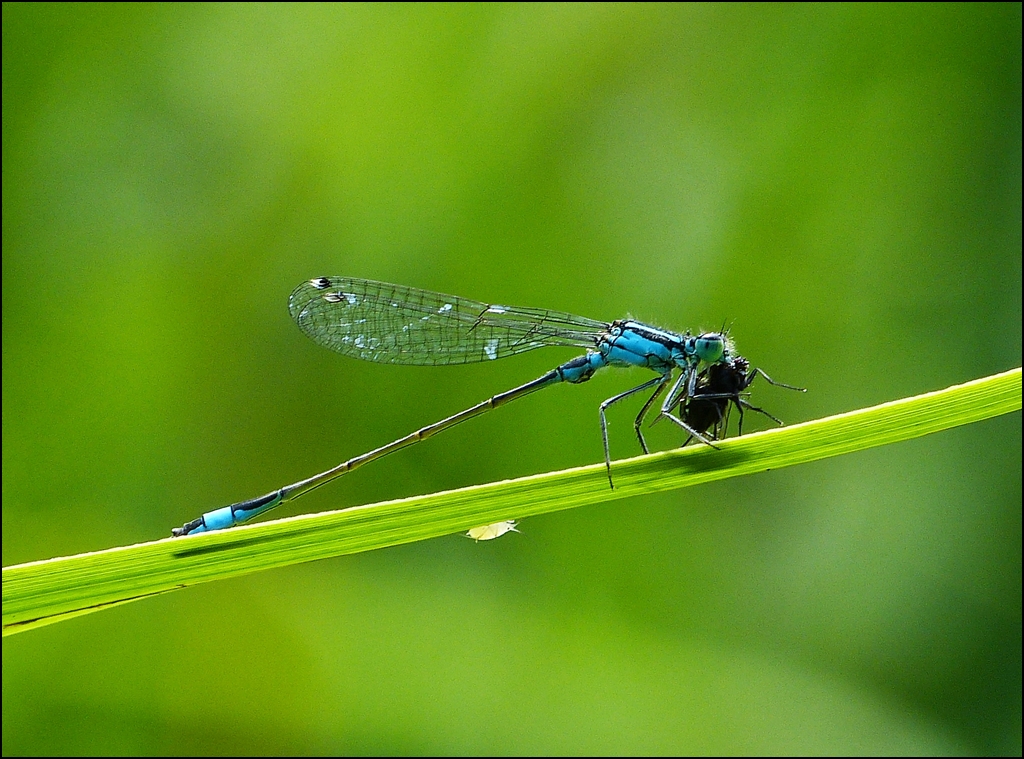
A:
[3, 3, 1020, 754]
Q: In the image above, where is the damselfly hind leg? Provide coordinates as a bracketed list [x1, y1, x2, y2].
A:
[598, 374, 670, 488]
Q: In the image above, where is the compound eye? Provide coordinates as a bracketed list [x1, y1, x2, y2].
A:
[695, 333, 725, 363]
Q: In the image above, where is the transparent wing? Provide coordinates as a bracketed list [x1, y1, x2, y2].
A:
[287, 277, 609, 365]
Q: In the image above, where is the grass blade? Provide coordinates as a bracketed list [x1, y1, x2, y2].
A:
[4, 367, 1020, 637]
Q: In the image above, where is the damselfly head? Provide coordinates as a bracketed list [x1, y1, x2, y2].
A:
[693, 332, 727, 364]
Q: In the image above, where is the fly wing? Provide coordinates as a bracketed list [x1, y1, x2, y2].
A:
[288, 277, 608, 365]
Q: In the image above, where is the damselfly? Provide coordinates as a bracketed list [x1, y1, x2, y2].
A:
[173, 277, 735, 536]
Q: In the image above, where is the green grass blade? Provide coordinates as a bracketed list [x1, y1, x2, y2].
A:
[4, 367, 1020, 637]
